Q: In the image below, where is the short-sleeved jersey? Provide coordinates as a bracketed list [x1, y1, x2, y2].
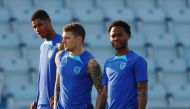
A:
[57, 50, 94, 109]
[102, 51, 148, 109]
[37, 34, 63, 109]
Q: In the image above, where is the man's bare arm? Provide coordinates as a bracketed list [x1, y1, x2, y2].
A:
[30, 101, 37, 109]
[53, 51, 62, 109]
[97, 86, 107, 109]
[87, 58, 103, 108]
[137, 81, 148, 109]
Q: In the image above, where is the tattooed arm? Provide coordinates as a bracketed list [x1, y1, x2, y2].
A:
[87, 58, 103, 109]
[53, 51, 62, 109]
[137, 81, 148, 109]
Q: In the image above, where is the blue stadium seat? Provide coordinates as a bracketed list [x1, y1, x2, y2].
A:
[17, 22, 35, 40]
[136, 8, 166, 35]
[7, 84, 36, 99]
[20, 33, 43, 49]
[0, 58, 29, 74]
[74, 8, 104, 34]
[0, 7, 10, 22]
[65, 0, 94, 9]
[85, 33, 110, 48]
[148, 71, 156, 87]
[158, 0, 186, 10]
[34, 0, 63, 10]
[156, 55, 187, 74]
[145, 33, 176, 48]
[147, 58, 156, 73]
[166, 8, 190, 23]
[0, 8, 11, 34]
[104, 8, 135, 26]
[6, 0, 32, 11]
[74, 8, 103, 23]
[164, 72, 187, 87]
[89, 47, 114, 67]
[128, 32, 146, 58]
[167, 84, 190, 108]
[6, 83, 36, 109]
[11, 8, 34, 23]
[129, 0, 155, 9]
[44, 8, 72, 33]
[2, 0, 190, 108]
[27, 48, 40, 70]
[45, 8, 72, 23]
[166, 8, 190, 34]
[96, 0, 125, 9]
[0, 33, 19, 48]
[0, 83, 4, 95]
[0, 84, 7, 109]
[176, 33, 190, 48]
[129, 32, 146, 49]
[0, 22, 10, 35]
[0, 69, 5, 85]
[185, 48, 190, 67]
[148, 84, 167, 108]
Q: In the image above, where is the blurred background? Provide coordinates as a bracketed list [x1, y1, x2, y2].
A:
[0, 0, 190, 109]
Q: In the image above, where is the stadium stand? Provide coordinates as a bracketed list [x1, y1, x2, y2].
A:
[0, 0, 190, 109]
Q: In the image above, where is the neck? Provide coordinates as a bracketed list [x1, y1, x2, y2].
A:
[46, 28, 57, 41]
[70, 46, 84, 56]
[116, 48, 129, 56]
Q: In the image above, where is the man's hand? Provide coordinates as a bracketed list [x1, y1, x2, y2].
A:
[30, 101, 37, 109]
[50, 96, 54, 108]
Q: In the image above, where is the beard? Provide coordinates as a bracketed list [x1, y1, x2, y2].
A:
[112, 41, 127, 50]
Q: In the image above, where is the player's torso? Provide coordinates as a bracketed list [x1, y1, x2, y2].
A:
[105, 52, 139, 109]
[58, 51, 93, 107]
[38, 35, 62, 107]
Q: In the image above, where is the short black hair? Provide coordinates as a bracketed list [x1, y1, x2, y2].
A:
[31, 9, 50, 21]
[108, 20, 131, 37]
[63, 22, 85, 43]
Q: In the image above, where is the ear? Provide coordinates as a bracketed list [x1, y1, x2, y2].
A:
[45, 18, 51, 25]
[47, 18, 51, 23]
[77, 36, 83, 43]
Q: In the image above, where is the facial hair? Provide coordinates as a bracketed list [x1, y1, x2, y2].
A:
[112, 40, 127, 50]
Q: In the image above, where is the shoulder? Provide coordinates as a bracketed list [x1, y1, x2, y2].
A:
[87, 58, 102, 75]
[105, 56, 114, 64]
[55, 50, 68, 58]
[40, 41, 45, 47]
[88, 58, 100, 67]
[133, 55, 147, 67]
[84, 50, 94, 58]
[87, 58, 101, 70]
[57, 34, 63, 41]
[137, 56, 146, 62]
[80, 50, 94, 62]
[134, 53, 147, 64]
[39, 41, 46, 51]
[129, 51, 146, 62]
[55, 50, 66, 64]
[56, 51, 62, 57]
[57, 34, 62, 37]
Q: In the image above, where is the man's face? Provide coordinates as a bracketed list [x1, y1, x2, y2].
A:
[109, 26, 129, 50]
[61, 31, 79, 52]
[32, 19, 50, 39]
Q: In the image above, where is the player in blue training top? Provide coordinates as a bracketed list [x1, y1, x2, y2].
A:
[53, 23, 103, 109]
[30, 10, 63, 109]
[98, 20, 148, 109]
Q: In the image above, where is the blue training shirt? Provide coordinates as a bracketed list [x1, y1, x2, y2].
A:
[37, 34, 63, 109]
[57, 50, 94, 109]
[102, 51, 148, 109]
